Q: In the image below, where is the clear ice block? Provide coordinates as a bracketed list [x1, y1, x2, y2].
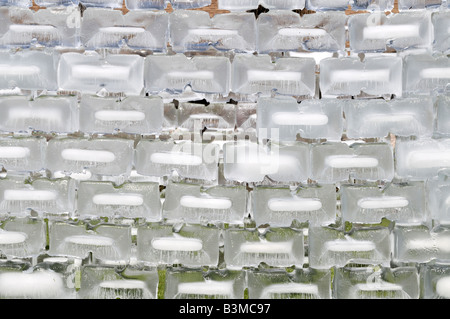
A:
[136, 223, 220, 267]
[0, 177, 75, 218]
[169, 10, 256, 53]
[257, 96, 343, 142]
[403, 54, 450, 95]
[223, 141, 310, 183]
[232, 55, 315, 97]
[310, 142, 394, 184]
[0, 137, 46, 173]
[432, 12, 450, 53]
[348, 12, 432, 53]
[125, 0, 165, 9]
[170, 0, 211, 9]
[306, 0, 349, 10]
[257, 11, 347, 53]
[46, 138, 134, 178]
[320, 56, 402, 98]
[162, 181, 247, 224]
[251, 184, 336, 227]
[0, 0, 32, 6]
[0, 50, 58, 91]
[165, 268, 245, 299]
[247, 268, 331, 299]
[135, 140, 220, 181]
[394, 224, 450, 263]
[79, 265, 158, 299]
[58, 52, 144, 95]
[79, 95, 163, 135]
[422, 262, 450, 299]
[308, 226, 391, 269]
[77, 181, 161, 220]
[81, 9, 168, 51]
[333, 266, 419, 299]
[427, 170, 450, 224]
[350, 0, 394, 10]
[340, 182, 427, 224]
[235, 102, 257, 141]
[49, 221, 132, 262]
[77, 0, 122, 7]
[223, 227, 304, 269]
[34, 0, 79, 5]
[398, 0, 442, 10]
[344, 97, 434, 139]
[0, 7, 80, 48]
[218, 0, 305, 10]
[0, 95, 78, 134]
[145, 54, 231, 95]
[395, 138, 450, 180]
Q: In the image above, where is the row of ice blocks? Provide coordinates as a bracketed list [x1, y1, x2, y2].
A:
[2, 261, 450, 299]
[0, 7, 449, 54]
[2, 50, 449, 98]
[4, 0, 450, 10]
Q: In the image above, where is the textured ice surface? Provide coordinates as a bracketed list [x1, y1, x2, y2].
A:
[79, 95, 163, 135]
[232, 55, 316, 97]
[427, 170, 450, 224]
[432, 12, 450, 53]
[145, 54, 231, 95]
[137, 223, 220, 267]
[162, 181, 247, 224]
[170, 0, 211, 8]
[310, 142, 394, 184]
[251, 184, 336, 227]
[422, 263, 450, 299]
[257, 96, 343, 142]
[434, 94, 450, 136]
[320, 56, 403, 97]
[76, 0, 122, 7]
[257, 11, 347, 53]
[308, 226, 391, 269]
[348, 11, 432, 53]
[77, 181, 161, 220]
[218, 0, 305, 10]
[0, 0, 32, 6]
[350, 0, 394, 10]
[223, 228, 304, 269]
[0, 7, 80, 48]
[0, 137, 46, 173]
[58, 52, 144, 95]
[170, 10, 256, 53]
[398, 0, 442, 10]
[34, 0, 79, 5]
[340, 182, 427, 224]
[0, 95, 78, 134]
[344, 97, 434, 139]
[125, 0, 165, 9]
[81, 9, 168, 51]
[306, 0, 349, 10]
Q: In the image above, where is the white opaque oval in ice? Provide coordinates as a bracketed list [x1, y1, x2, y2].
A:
[94, 110, 146, 122]
[0, 271, 65, 298]
[151, 237, 203, 251]
[325, 156, 379, 169]
[64, 235, 114, 247]
[436, 277, 450, 298]
[324, 240, 376, 252]
[61, 149, 116, 163]
[150, 152, 203, 166]
[406, 151, 450, 169]
[92, 193, 144, 206]
[180, 196, 232, 210]
[240, 241, 293, 254]
[0, 231, 27, 245]
[271, 112, 329, 126]
[177, 281, 234, 296]
[268, 198, 322, 212]
[99, 280, 146, 290]
[357, 196, 409, 209]
[0, 146, 30, 159]
[3, 189, 57, 201]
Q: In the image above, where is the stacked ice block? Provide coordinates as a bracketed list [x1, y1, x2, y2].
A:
[0, 0, 447, 299]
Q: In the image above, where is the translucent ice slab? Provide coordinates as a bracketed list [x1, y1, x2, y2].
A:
[223, 141, 310, 183]
[308, 226, 391, 269]
[223, 227, 304, 269]
[0, 50, 57, 91]
[49, 221, 132, 262]
[432, 12, 450, 53]
[247, 268, 331, 299]
[0, 177, 75, 218]
[257, 11, 347, 53]
[135, 140, 219, 181]
[427, 170, 450, 224]
[58, 52, 144, 95]
[0, 95, 78, 134]
[306, 0, 349, 10]
[319, 56, 402, 97]
[232, 55, 315, 97]
[395, 138, 450, 180]
[125, 0, 166, 9]
[165, 268, 245, 299]
[170, 10, 256, 53]
[257, 96, 343, 142]
[77, 181, 161, 220]
[162, 181, 247, 224]
[170, 0, 211, 9]
[136, 223, 220, 267]
[34, 0, 79, 5]
[422, 263, 450, 299]
[79, 95, 163, 135]
[0, 0, 32, 6]
[310, 142, 394, 183]
[251, 184, 336, 227]
[218, 0, 305, 10]
[0, 7, 80, 48]
[344, 97, 434, 139]
[398, 0, 442, 10]
[350, 0, 394, 10]
[333, 266, 419, 299]
[348, 11, 432, 53]
[404, 54, 450, 95]
[145, 54, 231, 95]
[46, 138, 134, 178]
[394, 224, 450, 263]
[0, 137, 46, 173]
[340, 182, 427, 224]
[78, 0, 122, 7]
[81, 9, 168, 51]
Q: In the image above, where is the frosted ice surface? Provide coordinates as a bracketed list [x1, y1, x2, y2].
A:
[125, 0, 165, 9]
[171, 0, 211, 8]
[0, 137, 46, 173]
[306, 0, 349, 10]
[422, 264, 450, 299]
[257, 11, 347, 53]
[350, 0, 395, 10]
[169, 10, 256, 53]
[34, 0, 79, 5]
[398, 0, 442, 10]
[435, 94, 450, 137]
[0, 0, 31, 5]
[78, 0, 123, 7]
[218, 0, 305, 10]
[432, 12, 450, 53]
[427, 170, 450, 224]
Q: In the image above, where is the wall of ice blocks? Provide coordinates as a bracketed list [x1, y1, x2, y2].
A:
[0, 0, 447, 300]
